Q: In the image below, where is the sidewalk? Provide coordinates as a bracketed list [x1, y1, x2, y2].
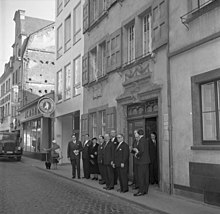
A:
[22, 157, 220, 214]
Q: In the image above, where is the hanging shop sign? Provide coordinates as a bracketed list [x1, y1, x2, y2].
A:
[37, 97, 55, 117]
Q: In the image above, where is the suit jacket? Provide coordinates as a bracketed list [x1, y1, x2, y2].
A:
[149, 139, 157, 163]
[103, 140, 115, 165]
[111, 137, 119, 149]
[135, 136, 150, 165]
[97, 141, 106, 164]
[67, 140, 83, 160]
[114, 141, 129, 168]
[82, 140, 91, 159]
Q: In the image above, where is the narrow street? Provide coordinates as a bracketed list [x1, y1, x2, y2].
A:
[0, 159, 163, 214]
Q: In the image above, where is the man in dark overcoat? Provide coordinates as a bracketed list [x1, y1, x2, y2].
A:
[133, 129, 150, 196]
[110, 130, 119, 185]
[82, 134, 91, 179]
[103, 133, 115, 190]
[114, 134, 129, 193]
[67, 133, 83, 179]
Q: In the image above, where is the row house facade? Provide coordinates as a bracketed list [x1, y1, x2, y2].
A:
[54, 0, 85, 163]
[81, 0, 170, 193]
[169, 0, 220, 206]
[0, 58, 13, 132]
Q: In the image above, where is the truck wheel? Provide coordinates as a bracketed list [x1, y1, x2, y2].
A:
[17, 157, 21, 161]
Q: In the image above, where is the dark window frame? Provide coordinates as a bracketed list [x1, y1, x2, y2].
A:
[191, 68, 220, 146]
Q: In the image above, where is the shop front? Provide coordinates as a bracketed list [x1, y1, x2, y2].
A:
[18, 95, 54, 160]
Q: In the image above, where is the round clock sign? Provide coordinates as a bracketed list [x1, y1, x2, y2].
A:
[38, 97, 55, 115]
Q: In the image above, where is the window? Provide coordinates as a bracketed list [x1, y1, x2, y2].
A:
[98, 41, 106, 77]
[90, 0, 99, 24]
[89, 47, 98, 82]
[64, 64, 71, 100]
[190, 0, 215, 11]
[99, 0, 107, 14]
[65, 15, 71, 51]
[57, 25, 63, 58]
[12, 73, 15, 85]
[201, 81, 220, 141]
[57, 70, 62, 101]
[127, 24, 135, 63]
[142, 14, 152, 55]
[74, 2, 81, 43]
[100, 110, 106, 135]
[191, 70, 220, 146]
[57, 0, 63, 15]
[90, 113, 97, 137]
[73, 56, 81, 96]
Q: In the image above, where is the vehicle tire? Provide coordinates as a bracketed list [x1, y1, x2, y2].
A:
[17, 156, 21, 161]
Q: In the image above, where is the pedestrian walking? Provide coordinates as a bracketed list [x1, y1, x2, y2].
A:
[149, 132, 158, 185]
[115, 134, 129, 193]
[67, 133, 83, 179]
[82, 134, 91, 179]
[110, 129, 119, 185]
[89, 137, 99, 180]
[103, 133, 115, 190]
[133, 129, 150, 196]
[97, 135, 106, 185]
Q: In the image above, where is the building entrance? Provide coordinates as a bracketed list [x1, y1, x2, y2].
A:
[127, 99, 159, 186]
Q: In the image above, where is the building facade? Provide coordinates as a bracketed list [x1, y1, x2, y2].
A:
[82, 0, 170, 192]
[0, 58, 13, 132]
[54, 0, 84, 164]
[169, 0, 220, 206]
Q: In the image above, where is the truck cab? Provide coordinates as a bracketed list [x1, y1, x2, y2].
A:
[0, 132, 23, 161]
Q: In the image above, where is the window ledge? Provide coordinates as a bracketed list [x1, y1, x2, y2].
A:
[181, 0, 219, 24]
[85, 11, 108, 34]
[191, 145, 220, 150]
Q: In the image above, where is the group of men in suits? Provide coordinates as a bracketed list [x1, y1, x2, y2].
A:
[67, 129, 154, 197]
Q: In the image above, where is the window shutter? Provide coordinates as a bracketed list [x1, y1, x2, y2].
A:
[106, 38, 111, 73]
[99, 0, 104, 15]
[112, 27, 122, 70]
[81, 113, 88, 142]
[106, 106, 116, 134]
[83, 0, 89, 33]
[82, 53, 89, 85]
[152, 0, 168, 50]
[90, 0, 94, 24]
[107, 28, 122, 73]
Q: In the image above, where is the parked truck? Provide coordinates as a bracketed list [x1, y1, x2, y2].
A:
[0, 132, 23, 161]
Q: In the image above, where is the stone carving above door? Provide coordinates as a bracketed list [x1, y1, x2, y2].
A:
[124, 61, 152, 82]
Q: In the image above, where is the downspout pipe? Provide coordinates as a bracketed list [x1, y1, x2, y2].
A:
[167, 0, 174, 195]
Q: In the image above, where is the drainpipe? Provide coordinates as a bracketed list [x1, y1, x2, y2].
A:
[167, 0, 174, 195]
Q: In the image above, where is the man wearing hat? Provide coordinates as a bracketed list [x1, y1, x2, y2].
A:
[67, 133, 83, 179]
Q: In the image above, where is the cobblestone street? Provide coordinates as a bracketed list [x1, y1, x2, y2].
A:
[0, 159, 164, 214]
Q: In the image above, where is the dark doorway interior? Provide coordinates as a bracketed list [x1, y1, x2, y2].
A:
[145, 117, 159, 186]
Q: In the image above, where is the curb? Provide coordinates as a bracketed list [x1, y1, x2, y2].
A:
[34, 165, 168, 214]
